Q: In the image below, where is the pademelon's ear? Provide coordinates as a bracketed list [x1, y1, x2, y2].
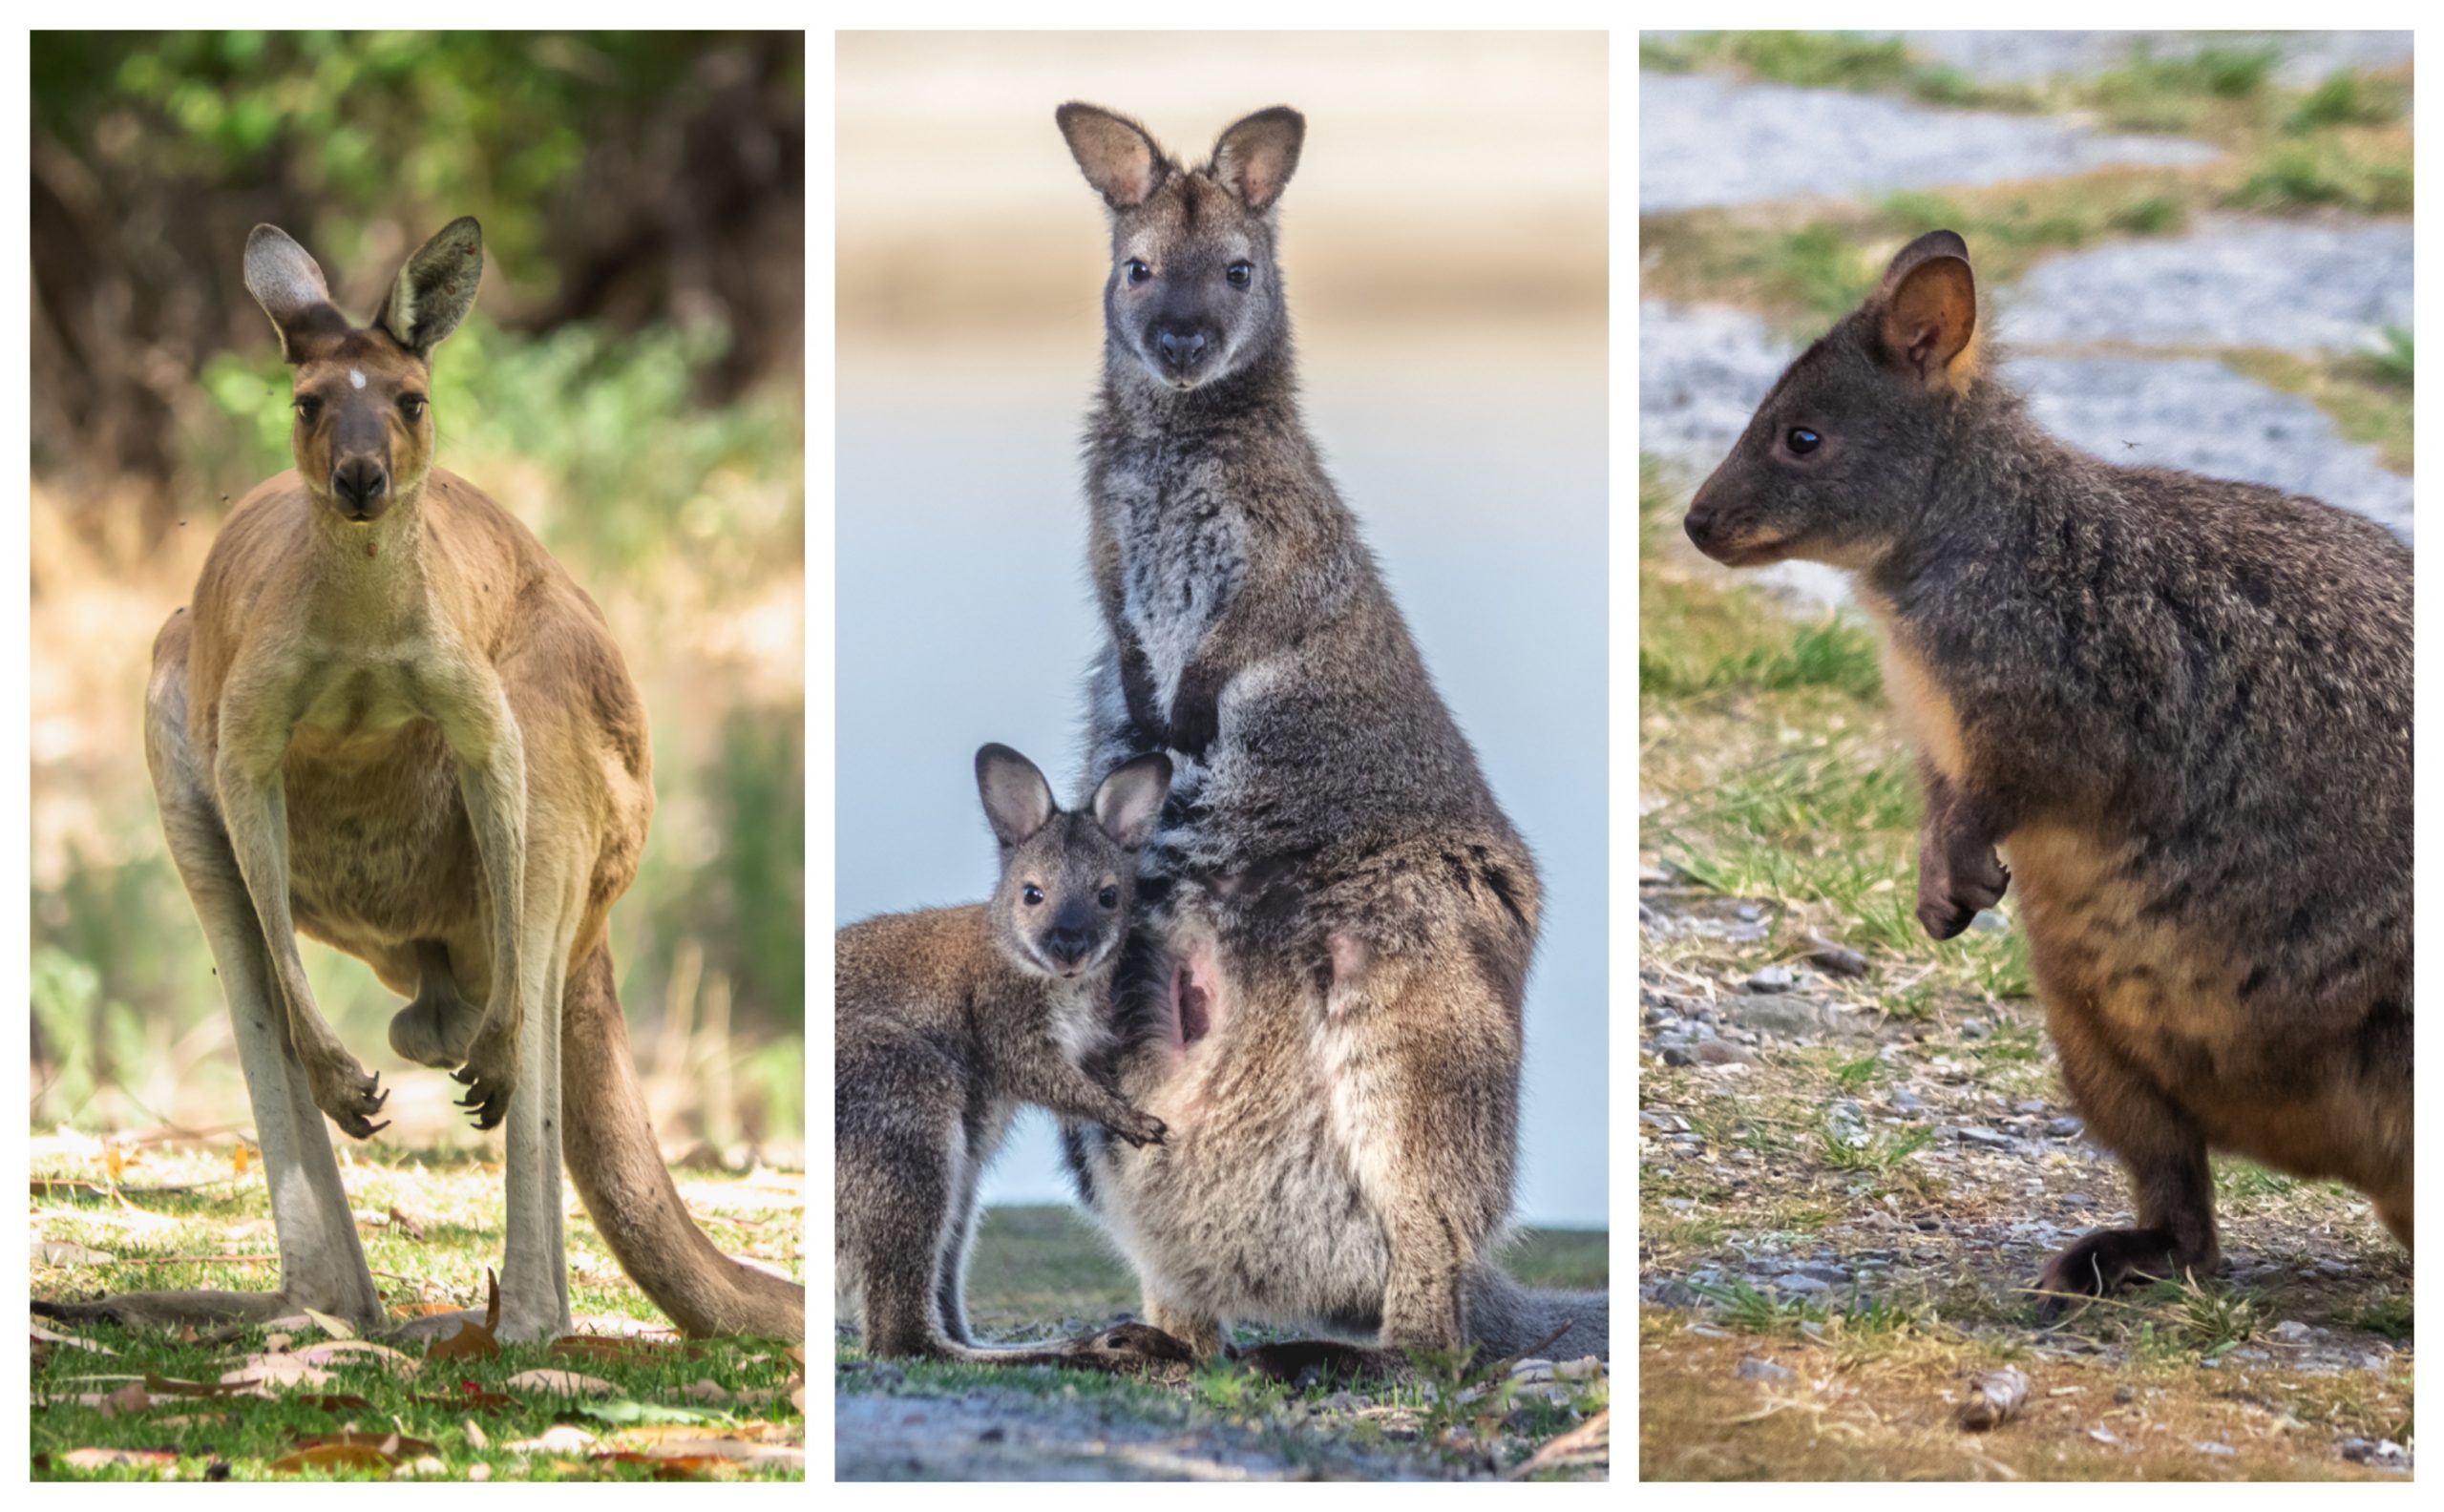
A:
[377, 217, 484, 358]
[1089, 752, 1172, 852]
[977, 744, 1059, 849]
[242, 224, 348, 363]
[1875, 229, 1978, 389]
[1057, 103, 1169, 210]
[1211, 106, 1304, 212]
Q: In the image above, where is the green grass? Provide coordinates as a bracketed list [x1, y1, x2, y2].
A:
[2230, 136, 2413, 214]
[30, 1142, 805, 1480]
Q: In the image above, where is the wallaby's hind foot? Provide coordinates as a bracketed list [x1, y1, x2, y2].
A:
[1036, 1320, 1198, 1375]
[1239, 1338, 1411, 1387]
[32, 1288, 376, 1333]
[389, 942, 483, 1067]
[2033, 1226, 2216, 1317]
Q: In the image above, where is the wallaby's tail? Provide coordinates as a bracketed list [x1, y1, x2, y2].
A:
[1468, 1264, 1610, 1362]
[561, 946, 806, 1339]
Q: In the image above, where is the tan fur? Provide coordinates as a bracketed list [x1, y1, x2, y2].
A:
[32, 221, 801, 1344]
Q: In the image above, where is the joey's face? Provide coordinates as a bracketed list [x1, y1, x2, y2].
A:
[993, 815, 1136, 979]
[1683, 316, 1933, 572]
[1105, 176, 1284, 391]
[286, 330, 436, 524]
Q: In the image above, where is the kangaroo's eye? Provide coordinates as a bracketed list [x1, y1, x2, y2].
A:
[1022, 884, 1044, 907]
[1098, 885, 1120, 910]
[1124, 259, 1152, 284]
[1785, 428, 1822, 455]
[1226, 262, 1254, 288]
[293, 396, 322, 423]
[399, 394, 428, 421]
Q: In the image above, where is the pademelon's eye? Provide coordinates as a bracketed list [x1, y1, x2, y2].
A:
[293, 396, 323, 423]
[1098, 885, 1120, 910]
[400, 394, 428, 421]
[1225, 262, 1254, 288]
[1124, 259, 1151, 284]
[1785, 427, 1822, 455]
[1022, 884, 1044, 907]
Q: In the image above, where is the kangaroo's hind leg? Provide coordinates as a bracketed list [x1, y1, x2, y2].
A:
[36, 625, 386, 1331]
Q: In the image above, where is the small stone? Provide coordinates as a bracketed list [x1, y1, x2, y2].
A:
[1736, 1355, 1793, 1382]
[1662, 1197, 1696, 1211]
[2013, 1100, 2048, 1115]
[2196, 1441, 2236, 1456]
[1684, 1323, 1729, 1338]
[1661, 1046, 1695, 1067]
[1695, 1040, 1759, 1066]
[2060, 1192, 2096, 1208]
[1639, 1110, 1690, 1132]
[2271, 1320, 2312, 1343]
[1736, 904, 1762, 922]
[1892, 1089, 1928, 1114]
[2114, 1386, 2135, 1405]
[1775, 1272, 1831, 1295]
[2048, 1117, 2085, 1138]
[1954, 1125, 2013, 1148]
[1743, 964, 1800, 994]
[1803, 935, 1870, 977]
[1958, 1019, 1990, 1040]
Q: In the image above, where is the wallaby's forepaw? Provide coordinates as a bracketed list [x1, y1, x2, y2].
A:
[1916, 850, 2009, 940]
[1165, 668, 1223, 761]
[2033, 1226, 2201, 1318]
[1106, 1106, 1169, 1148]
[1061, 1320, 1198, 1374]
[452, 1021, 519, 1130]
[309, 1056, 391, 1140]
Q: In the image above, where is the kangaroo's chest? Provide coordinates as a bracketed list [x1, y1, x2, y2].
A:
[1106, 454, 1250, 708]
[278, 699, 482, 946]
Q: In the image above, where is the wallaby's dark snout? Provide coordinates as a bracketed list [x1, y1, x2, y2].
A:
[1153, 324, 1211, 379]
[332, 456, 390, 519]
[1041, 898, 1097, 971]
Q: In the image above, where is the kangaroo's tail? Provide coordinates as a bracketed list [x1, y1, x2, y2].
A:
[1467, 1263, 1610, 1362]
[560, 945, 805, 1339]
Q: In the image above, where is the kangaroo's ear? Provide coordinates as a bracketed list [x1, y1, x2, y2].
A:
[1057, 103, 1169, 210]
[1211, 106, 1304, 212]
[377, 217, 484, 358]
[1090, 752, 1172, 851]
[242, 225, 348, 363]
[1875, 230, 1978, 389]
[977, 744, 1059, 849]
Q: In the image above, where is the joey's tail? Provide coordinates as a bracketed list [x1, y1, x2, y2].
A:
[1468, 1264, 1610, 1362]
[560, 946, 805, 1339]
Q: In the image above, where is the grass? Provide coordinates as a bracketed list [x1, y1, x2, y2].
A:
[29, 1138, 806, 1480]
[837, 1204, 1612, 1480]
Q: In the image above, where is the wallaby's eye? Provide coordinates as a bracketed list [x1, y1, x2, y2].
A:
[293, 396, 322, 423]
[1098, 885, 1120, 910]
[399, 394, 428, 421]
[1785, 428, 1822, 455]
[1022, 884, 1044, 907]
[1226, 262, 1254, 288]
[1124, 259, 1152, 284]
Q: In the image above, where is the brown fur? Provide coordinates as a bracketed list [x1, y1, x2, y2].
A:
[1686, 229, 2412, 1306]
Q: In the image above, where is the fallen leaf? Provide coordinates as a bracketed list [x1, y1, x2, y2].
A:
[1959, 1366, 2030, 1432]
[412, 1388, 513, 1411]
[221, 1352, 334, 1391]
[293, 1430, 440, 1459]
[505, 1424, 599, 1455]
[579, 1398, 725, 1426]
[57, 1446, 176, 1470]
[233, 1144, 252, 1178]
[302, 1308, 357, 1340]
[549, 1334, 677, 1362]
[102, 1381, 152, 1417]
[143, 1373, 247, 1397]
[507, 1368, 618, 1397]
[425, 1318, 498, 1363]
[32, 1241, 116, 1267]
[296, 1394, 376, 1413]
[386, 1206, 429, 1241]
[464, 1418, 489, 1451]
[295, 1339, 420, 1376]
[268, 1442, 392, 1473]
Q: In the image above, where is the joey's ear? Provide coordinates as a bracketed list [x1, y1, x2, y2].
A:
[977, 744, 1059, 849]
[377, 217, 484, 358]
[1057, 102, 1169, 210]
[242, 225, 348, 363]
[1211, 106, 1304, 212]
[1089, 752, 1172, 851]
[1875, 230, 1978, 388]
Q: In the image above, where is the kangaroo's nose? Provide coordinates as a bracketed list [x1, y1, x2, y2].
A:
[1155, 327, 1209, 367]
[333, 459, 389, 517]
[1043, 927, 1094, 969]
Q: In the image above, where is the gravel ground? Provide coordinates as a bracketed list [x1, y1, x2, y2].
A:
[1638, 73, 2218, 214]
[1999, 218, 2413, 353]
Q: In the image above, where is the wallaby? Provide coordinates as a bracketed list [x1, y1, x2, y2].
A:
[836, 745, 1187, 1364]
[32, 220, 803, 1342]
[1049, 102, 1607, 1377]
[1684, 229, 2412, 1309]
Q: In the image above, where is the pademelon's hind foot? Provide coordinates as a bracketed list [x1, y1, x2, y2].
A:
[2033, 1226, 2215, 1318]
[32, 1289, 370, 1332]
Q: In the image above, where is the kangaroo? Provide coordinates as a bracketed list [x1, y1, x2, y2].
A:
[836, 745, 1186, 1364]
[32, 220, 804, 1342]
[1049, 102, 1606, 1378]
[1684, 229, 2412, 1309]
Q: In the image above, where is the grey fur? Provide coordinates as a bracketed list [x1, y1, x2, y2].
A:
[1051, 101, 1607, 1372]
[835, 747, 1184, 1363]
[1686, 230, 2412, 1305]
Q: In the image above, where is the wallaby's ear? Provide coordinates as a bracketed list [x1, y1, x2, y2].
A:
[242, 224, 348, 363]
[1090, 752, 1172, 851]
[977, 744, 1059, 849]
[1875, 230, 1978, 389]
[377, 216, 484, 358]
[1211, 106, 1304, 212]
[1057, 103, 1169, 210]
